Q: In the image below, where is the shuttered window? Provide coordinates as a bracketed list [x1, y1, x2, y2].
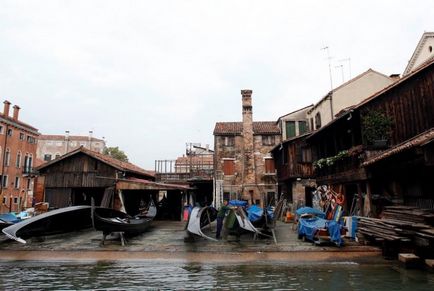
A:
[264, 158, 275, 173]
[223, 159, 235, 175]
[285, 121, 296, 138]
[299, 121, 308, 134]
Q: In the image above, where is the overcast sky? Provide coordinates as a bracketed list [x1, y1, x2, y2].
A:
[0, 0, 433, 170]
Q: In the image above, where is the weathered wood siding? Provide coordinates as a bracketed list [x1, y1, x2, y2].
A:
[39, 153, 117, 188]
[361, 64, 434, 145]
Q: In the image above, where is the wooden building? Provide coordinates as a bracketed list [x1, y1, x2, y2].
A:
[307, 58, 434, 215]
[36, 147, 191, 220]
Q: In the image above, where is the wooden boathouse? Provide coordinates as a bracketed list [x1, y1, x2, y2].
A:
[35, 147, 191, 220]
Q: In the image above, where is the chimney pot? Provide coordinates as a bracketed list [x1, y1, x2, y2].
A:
[12, 105, 20, 121]
[3, 100, 11, 117]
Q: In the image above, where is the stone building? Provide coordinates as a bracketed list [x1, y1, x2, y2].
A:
[213, 90, 281, 208]
[0, 100, 39, 214]
[37, 133, 105, 162]
[307, 69, 395, 131]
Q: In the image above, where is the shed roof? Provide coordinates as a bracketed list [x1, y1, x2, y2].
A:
[37, 146, 155, 179]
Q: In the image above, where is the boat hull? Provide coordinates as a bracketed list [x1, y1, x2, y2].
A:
[93, 208, 154, 235]
[2, 206, 93, 243]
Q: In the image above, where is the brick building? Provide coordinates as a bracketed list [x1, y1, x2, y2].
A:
[0, 100, 39, 214]
[37, 133, 105, 162]
[213, 90, 281, 208]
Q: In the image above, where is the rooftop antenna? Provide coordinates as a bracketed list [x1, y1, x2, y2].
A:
[339, 58, 352, 79]
[321, 46, 333, 90]
[335, 64, 345, 83]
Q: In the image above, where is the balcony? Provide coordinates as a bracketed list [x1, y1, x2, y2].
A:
[22, 167, 38, 176]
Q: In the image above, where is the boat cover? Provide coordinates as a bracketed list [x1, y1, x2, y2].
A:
[295, 207, 326, 219]
[229, 200, 248, 207]
[0, 213, 21, 223]
[298, 216, 343, 246]
[247, 205, 274, 222]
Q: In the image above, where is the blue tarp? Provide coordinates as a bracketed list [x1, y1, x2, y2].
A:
[246, 205, 274, 222]
[295, 207, 326, 219]
[298, 216, 343, 246]
[247, 205, 263, 222]
[229, 200, 248, 207]
[0, 213, 21, 223]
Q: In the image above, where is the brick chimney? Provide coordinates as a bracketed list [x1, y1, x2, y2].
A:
[241, 89, 255, 200]
[12, 105, 20, 121]
[3, 100, 11, 117]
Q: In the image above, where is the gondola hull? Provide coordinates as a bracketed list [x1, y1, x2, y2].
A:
[2, 206, 93, 243]
[92, 208, 153, 235]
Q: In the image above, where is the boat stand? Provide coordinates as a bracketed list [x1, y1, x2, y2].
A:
[101, 232, 128, 246]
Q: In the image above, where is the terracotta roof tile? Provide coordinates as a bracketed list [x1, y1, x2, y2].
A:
[214, 122, 280, 135]
[37, 146, 155, 178]
[39, 135, 104, 142]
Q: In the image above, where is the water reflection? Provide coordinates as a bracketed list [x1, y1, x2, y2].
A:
[0, 261, 433, 290]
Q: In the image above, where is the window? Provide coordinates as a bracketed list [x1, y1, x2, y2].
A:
[223, 159, 235, 175]
[285, 121, 296, 138]
[429, 46, 433, 53]
[262, 135, 275, 146]
[315, 113, 322, 129]
[2, 196, 5, 204]
[16, 152, 21, 168]
[264, 158, 275, 174]
[27, 136, 36, 144]
[55, 153, 61, 159]
[223, 136, 235, 147]
[301, 147, 312, 163]
[19, 133, 25, 140]
[0, 126, 3, 134]
[14, 177, 20, 189]
[310, 118, 314, 131]
[13, 197, 18, 204]
[7, 129, 12, 136]
[44, 154, 52, 161]
[2, 175, 8, 188]
[299, 121, 308, 135]
[27, 178, 31, 190]
[4, 149, 10, 166]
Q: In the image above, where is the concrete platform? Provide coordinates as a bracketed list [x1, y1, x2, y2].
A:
[0, 221, 381, 263]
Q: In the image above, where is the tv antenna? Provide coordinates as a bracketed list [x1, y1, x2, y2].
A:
[339, 58, 352, 79]
[335, 64, 345, 83]
[321, 46, 333, 90]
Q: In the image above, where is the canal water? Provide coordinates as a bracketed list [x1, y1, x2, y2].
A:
[0, 261, 433, 290]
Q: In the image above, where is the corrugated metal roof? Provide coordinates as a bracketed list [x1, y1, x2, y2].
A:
[214, 121, 280, 135]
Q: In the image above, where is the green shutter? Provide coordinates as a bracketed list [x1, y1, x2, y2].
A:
[285, 121, 296, 138]
[299, 121, 308, 134]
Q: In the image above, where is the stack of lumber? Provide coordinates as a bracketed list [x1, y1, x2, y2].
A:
[357, 206, 434, 256]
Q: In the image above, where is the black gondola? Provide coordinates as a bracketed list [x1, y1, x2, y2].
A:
[92, 200, 157, 245]
[2, 206, 93, 244]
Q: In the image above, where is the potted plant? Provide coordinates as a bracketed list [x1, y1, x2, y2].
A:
[361, 110, 393, 148]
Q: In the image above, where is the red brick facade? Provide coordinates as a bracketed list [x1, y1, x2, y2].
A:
[0, 100, 39, 213]
[213, 90, 281, 207]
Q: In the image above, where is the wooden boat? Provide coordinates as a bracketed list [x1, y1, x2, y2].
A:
[92, 200, 157, 245]
[2, 206, 93, 244]
[186, 206, 217, 241]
